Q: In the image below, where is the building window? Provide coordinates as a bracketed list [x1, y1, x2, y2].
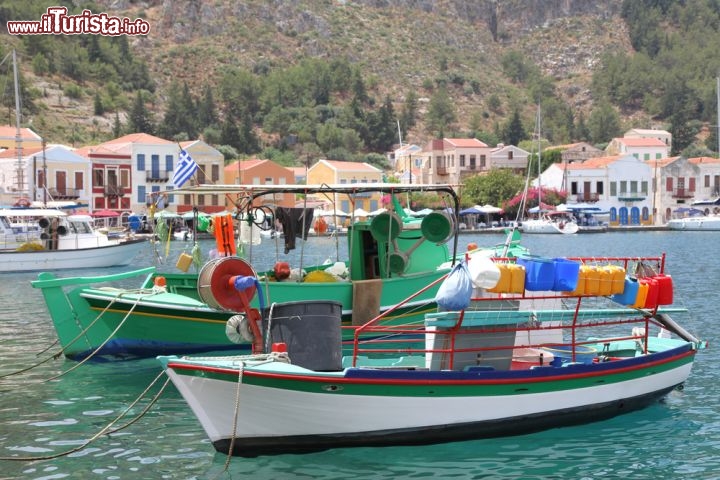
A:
[630, 181, 638, 193]
[641, 181, 648, 194]
[666, 177, 673, 192]
[75, 171, 84, 191]
[121, 169, 130, 188]
[610, 182, 617, 196]
[570, 181, 578, 195]
[93, 168, 104, 187]
[459, 154, 465, 167]
[620, 181, 628, 194]
[480, 155, 486, 168]
[137, 154, 145, 170]
[469, 155, 476, 168]
[138, 185, 146, 204]
[508, 150, 513, 160]
[705, 175, 710, 187]
[165, 155, 174, 171]
[644, 153, 650, 161]
[596, 181, 604, 195]
[212, 165, 220, 182]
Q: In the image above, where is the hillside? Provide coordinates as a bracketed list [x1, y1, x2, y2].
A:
[6, 0, 635, 149]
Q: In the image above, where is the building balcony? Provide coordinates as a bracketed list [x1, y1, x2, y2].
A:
[104, 185, 125, 197]
[435, 166, 448, 175]
[146, 170, 170, 182]
[576, 192, 599, 202]
[617, 191, 647, 202]
[47, 188, 80, 199]
[671, 188, 694, 199]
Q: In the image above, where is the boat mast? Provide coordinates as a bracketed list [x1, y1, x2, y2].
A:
[535, 105, 542, 210]
[716, 76, 719, 158]
[12, 49, 25, 200]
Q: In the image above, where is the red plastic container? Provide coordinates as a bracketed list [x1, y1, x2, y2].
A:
[654, 274, 674, 305]
[642, 277, 659, 309]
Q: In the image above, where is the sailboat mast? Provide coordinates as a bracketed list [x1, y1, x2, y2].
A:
[12, 49, 25, 198]
[716, 76, 719, 157]
[536, 105, 542, 209]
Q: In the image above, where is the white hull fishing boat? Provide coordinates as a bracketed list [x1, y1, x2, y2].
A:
[520, 212, 579, 234]
[0, 208, 146, 273]
[160, 252, 704, 457]
[667, 215, 720, 231]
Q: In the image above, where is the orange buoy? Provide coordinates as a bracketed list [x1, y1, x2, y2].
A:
[273, 261, 291, 280]
[467, 242, 478, 252]
[314, 217, 328, 235]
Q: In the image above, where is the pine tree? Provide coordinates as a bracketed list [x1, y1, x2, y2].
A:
[128, 91, 154, 134]
[502, 109, 526, 145]
[197, 84, 218, 129]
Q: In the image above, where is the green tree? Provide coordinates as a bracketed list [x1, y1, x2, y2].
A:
[462, 169, 526, 208]
[197, 84, 218, 129]
[427, 85, 456, 137]
[93, 91, 104, 116]
[128, 91, 154, 134]
[587, 100, 621, 144]
[502, 109, 526, 146]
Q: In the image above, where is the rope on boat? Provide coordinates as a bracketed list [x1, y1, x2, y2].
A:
[0, 370, 169, 462]
[212, 352, 288, 477]
[44, 290, 164, 382]
[0, 289, 162, 382]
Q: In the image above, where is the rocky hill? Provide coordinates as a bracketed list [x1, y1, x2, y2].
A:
[12, 0, 633, 146]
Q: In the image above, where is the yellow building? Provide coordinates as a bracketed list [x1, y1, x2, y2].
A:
[0, 126, 43, 150]
[306, 159, 384, 214]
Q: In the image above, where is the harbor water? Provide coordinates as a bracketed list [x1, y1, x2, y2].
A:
[0, 231, 718, 479]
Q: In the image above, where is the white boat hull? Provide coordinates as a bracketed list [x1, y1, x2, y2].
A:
[164, 351, 694, 455]
[520, 219, 579, 234]
[667, 216, 720, 230]
[0, 239, 146, 272]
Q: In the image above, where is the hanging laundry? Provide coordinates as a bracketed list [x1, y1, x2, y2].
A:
[275, 207, 314, 254]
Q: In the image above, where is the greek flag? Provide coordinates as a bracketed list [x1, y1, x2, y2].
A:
[172, 149, 198, 187]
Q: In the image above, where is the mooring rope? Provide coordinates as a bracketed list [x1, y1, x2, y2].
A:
[211, 352, 288, 478]
[0, 370, 168, 462]
[0, 289, 162, 383]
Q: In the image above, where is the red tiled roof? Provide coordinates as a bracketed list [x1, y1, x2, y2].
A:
[689, 156, 720, 165]
[565, 155, 622, 169]
[444, 138, 488, 148]
[0, 126, 42, 141]
[224, 159, 267, 171]
[102, 133, 173, 145]
[617, 137, 667, 147]
[320, 160, 380, 172]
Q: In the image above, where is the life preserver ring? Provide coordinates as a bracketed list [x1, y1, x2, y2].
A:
[14, 197, 30, 207]
[314, 217, 328, 234]
[714, 207, 719, 215]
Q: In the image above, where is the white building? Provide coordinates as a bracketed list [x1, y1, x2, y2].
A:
[540, 155, 654, 226]
[0, 144, 90, 207]
[605, 137, 670, 161]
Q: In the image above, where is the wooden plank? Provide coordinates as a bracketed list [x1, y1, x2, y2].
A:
[352, 279, 383, 326]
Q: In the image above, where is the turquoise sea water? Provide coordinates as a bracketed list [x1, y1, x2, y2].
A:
[0, 231, 717, 479]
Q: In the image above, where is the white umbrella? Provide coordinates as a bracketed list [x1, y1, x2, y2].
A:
[181, 210, 209, 219]
[411, 208, 433, 217]
[153, 210, 179, 219]
[367, 208, 387, 216]
[475, 204, 504, 214]
[317, 209, 349, 217]
[353, 208, 370, 217]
